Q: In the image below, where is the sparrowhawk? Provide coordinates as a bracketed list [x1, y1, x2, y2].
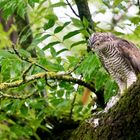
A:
[89, 32, 140, 95]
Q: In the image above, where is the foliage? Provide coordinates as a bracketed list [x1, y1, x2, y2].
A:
[0, 0, 140, 139]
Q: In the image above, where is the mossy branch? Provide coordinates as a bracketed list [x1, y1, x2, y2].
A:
[69, 76, 140, 140]
[0, 72, 95, 92]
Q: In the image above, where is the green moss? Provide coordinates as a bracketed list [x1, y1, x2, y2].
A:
[69, 77, 140, 140]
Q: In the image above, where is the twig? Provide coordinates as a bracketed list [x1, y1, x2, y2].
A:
[65, 55, 86, 75]
[66, 0, 80, 18]
[137, 0, 140, 14]
[0, 91, 34, 99]
[12, 45, 48, 72]
[69, 93, 77, 119]
[45, 74, 56, 88]
[22, 64, 33, 81]
[69, 75, 83, 119]
[0, 72, 95, 93]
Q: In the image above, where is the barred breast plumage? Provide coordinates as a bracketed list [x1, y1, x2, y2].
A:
[89, 33, 140, 94]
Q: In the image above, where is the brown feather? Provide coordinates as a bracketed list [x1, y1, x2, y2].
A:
[117, 38, 140, 74]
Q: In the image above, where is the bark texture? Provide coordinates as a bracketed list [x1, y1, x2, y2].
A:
[74, 0, 94, 32]
[69, 75, 140, 140]
[0, 10, 18, 44]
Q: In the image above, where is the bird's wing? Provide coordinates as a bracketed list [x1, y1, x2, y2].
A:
[116, 38, 140, 74]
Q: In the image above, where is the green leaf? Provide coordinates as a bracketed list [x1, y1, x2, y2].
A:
[56, 57, 62, 63]
[45, 14, 58, 21]
[32, 34, 51, 45]
[76, 53, 101, 81]
[71, 17, 83, 27]
[0, 0, 16, 19]
[11, 99, 21, 113]
[80, 29, 90, 37]
[20, 29, 32, 44]
[50, 47, 56, 57]
[1, 59, 22, 82]
[0, 0, 26, 19]
[67, 56, 79, 70]
[29, 98, 47, 109]
[40, 34, 51, 40]
[134, 25, 140, 36]
[36, 79, 46, 90]
[102, 0, 111, 7]
[57, 89, 64, 97]
[42, 41, 61, 50]
[20, 104, 28, 116]
[1, 59, 12, 81]
[95, 69, 108, 91]
[54, 22, 71, 33]
[50, 2, 67, 8]
[130, 17, 140, 25]
[28, 0, 40, 7]
[0, 124, 10, 132]
[17, 2, 26, 19]
[104, 80, 118, 102]
[43, 14, 57, 30]
[11, 124, 31, 137]
[70, 40, 86, 48]
[56, 48, 69, 55]
[18, 48, 31, 58]
[46, 62, 64, 71]
[64, 21, 71, 26]
[3, 8, 15, 20]
[113, 0, 122, 7]
[54, 26, 64, 34]
[0, 50, 16, 59]
[63, 30, 80, 41]
[44, 19, 55, 30]
[38, 57, 64, 71]
[32, 0, 40, 2]
[82, 17, 89, 28]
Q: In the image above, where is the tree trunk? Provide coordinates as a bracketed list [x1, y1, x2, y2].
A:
[0, 10, 36, 57]
[0, 10, 18, 44]
[74, 0, 94, 32]
[69, 76, 140, 140]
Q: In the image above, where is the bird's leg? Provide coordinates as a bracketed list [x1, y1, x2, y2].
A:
[104, 94, 120, 112]
[126, 71, 137, 88]
[116, 79, 127, 95]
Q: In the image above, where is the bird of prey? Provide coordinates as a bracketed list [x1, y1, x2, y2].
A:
[88, 33, 140, 110]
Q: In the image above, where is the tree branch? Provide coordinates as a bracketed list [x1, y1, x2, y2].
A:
[0, 91, 34, 99]
[66, 0, 79, 18]
[11, 46, 48, 72]
[65, 55, 85, 75]
[69, 93, 77, 119]
[0, 72, 95, 92]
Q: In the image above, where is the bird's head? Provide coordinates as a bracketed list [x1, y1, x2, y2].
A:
[88, 33, 116, 52]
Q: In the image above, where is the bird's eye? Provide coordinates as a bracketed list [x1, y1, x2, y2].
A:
[96, 43, 100, 46]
